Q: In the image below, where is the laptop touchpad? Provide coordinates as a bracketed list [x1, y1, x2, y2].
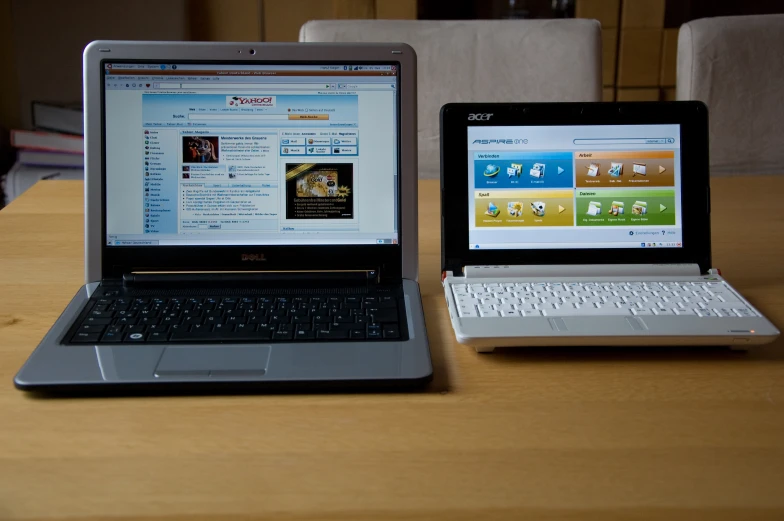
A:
[155, 346, 271, 377]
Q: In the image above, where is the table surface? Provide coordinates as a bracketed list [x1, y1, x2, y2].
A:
[1, 178, 783, 521]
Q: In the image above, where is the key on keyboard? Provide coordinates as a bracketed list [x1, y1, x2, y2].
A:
[451, 281, 758, 319]
[69, 295, 402, 344]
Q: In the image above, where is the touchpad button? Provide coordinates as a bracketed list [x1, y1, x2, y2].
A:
[155, 346, 271, 377]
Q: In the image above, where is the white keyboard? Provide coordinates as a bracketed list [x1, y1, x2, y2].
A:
[451, 281, 758, 319]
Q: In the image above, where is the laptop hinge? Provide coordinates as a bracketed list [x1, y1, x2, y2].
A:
[123, 269, 379, 288]
[463, 264, 701, 278]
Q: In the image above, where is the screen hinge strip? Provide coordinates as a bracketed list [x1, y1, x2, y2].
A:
[464, 264, 701, 278]
[122, 269, 379, 287]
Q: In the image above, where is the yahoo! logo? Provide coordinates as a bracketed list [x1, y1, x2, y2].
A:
[227, 96, 276, 107]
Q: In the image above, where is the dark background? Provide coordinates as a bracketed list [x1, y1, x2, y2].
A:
[418, 0, 784, 24]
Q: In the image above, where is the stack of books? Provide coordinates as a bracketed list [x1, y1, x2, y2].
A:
[2, 102, 85, 206]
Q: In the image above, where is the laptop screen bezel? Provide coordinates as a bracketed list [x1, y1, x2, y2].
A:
[440, 102, 712, 275]
[98, 57, 403, 280]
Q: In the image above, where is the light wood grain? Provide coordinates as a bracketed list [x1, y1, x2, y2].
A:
[1, 178, 783, 521]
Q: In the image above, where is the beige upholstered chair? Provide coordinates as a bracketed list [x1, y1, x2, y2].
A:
[301, 20, 602, 179]
[678, 15, 784, 176]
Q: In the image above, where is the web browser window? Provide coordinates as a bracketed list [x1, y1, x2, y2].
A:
[103, 62, 399, 246]
[467, 124, 683, 250]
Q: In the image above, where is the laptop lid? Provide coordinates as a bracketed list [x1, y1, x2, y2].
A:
[83, 42, 418, 283]
[440, 102, 711, 274]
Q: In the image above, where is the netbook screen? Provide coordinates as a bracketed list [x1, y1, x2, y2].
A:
[467, 124, 683, 250]
[103, 62, 399, 246]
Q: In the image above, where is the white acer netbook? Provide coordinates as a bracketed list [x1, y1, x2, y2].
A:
[440, 102, 779, 353]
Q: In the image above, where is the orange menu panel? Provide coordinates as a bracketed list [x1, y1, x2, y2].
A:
[574, 151, 675, 188]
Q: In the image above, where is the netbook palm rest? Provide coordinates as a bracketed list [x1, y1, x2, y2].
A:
[439, 102, 778, 352]
[14, 41, 432, 392]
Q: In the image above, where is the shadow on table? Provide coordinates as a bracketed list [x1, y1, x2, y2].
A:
[478, 337, 784, 365]
[420, 303, 453, 394]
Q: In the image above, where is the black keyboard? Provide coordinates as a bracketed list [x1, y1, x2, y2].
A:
[68, 294, 403, 344]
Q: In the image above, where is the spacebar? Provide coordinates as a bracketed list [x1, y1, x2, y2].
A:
[546, 307, 633, 316]
[169, 330, 272, 342]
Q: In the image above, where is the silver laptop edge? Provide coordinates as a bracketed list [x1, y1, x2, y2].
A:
[15, 41, 431, 391]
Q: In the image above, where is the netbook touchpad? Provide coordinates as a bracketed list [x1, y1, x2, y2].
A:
[155, 346, 271, 377]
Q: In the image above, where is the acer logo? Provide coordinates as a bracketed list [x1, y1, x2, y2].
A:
[241, 253, 267, 261]
[472, 139, 515, 145]
[468, 113, 493, 121]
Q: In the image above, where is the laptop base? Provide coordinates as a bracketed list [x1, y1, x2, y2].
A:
[15, 280, 432, 393]
[443, 271, 779, 353]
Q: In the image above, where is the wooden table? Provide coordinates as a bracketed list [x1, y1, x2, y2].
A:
[1, 178, 783, 521]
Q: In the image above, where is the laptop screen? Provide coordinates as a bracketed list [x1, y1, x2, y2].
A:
[102, 62, 399, 247]
[467, 124, 683, 250]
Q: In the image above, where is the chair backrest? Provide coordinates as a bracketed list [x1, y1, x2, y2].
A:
[677, 14, 784, 176]
[300, 19, 602, 179]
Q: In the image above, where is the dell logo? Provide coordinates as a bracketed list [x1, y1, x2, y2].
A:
[241, 253, 267, 261]
[468, 113, 493, 121]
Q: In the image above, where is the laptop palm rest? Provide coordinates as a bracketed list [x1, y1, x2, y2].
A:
[155, 346, 271, 377]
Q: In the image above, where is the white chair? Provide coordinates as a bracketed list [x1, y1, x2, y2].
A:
[301, 20, 602, 179]
[678, 14, 784, 176]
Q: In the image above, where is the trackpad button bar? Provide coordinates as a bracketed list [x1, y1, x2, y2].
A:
[155, 346, 271, 377]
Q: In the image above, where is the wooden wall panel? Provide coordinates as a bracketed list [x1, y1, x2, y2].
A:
[11, 0, 188, 129]
[375, 0, 416, 19]
[0, 0, 20, 130]
[189, 0, 262, 41]
[332, 0, 375, 18]
[262, 0, 413, 42]
[263, 0, 332, 42]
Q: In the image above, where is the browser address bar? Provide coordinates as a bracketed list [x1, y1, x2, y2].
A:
[574, 138, 676, 145]
[158, 83, 320, 89]
[155, 82, 395, 90]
